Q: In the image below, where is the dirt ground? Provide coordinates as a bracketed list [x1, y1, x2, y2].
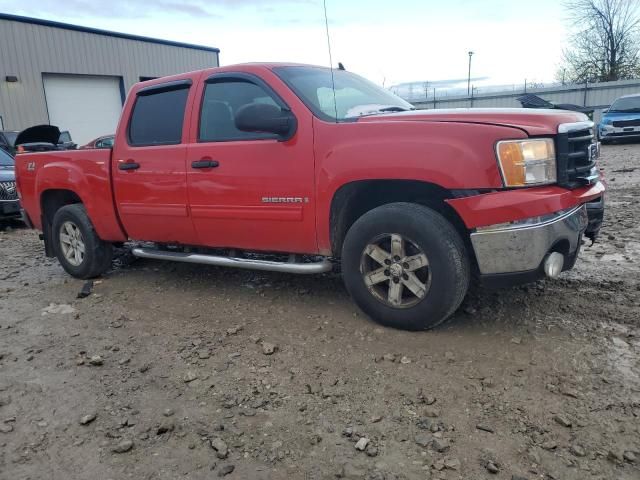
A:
[1, 143, 639, 480]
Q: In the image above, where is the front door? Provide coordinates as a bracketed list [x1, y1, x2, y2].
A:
[112, 79, 198, 244]
[186, 72, 316, 254]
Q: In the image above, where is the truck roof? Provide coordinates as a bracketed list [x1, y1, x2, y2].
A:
[134, 63, 330, 87]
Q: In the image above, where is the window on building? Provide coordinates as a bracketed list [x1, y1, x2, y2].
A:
[128, 85, 189, 146]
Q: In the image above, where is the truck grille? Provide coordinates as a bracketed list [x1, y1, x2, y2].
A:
[556, 124, 598, 188]
[0, 181, 18, 201]
[612, 119, 640, 128]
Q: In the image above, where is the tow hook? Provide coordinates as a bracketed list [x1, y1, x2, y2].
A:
[544, 252, 564, 278]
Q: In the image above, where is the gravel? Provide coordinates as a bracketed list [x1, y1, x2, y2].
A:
[1, 142, 639, 479]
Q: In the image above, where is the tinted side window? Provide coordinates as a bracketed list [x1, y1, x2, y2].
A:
[101, 137, 115, 148]
[129, 86, 189, 146]
[199, 80, 278, 142]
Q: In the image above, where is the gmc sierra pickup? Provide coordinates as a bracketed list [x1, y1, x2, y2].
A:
[15, 63, 605, 330]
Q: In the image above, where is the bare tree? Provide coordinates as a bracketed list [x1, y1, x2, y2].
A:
[559, 0, 640, 83]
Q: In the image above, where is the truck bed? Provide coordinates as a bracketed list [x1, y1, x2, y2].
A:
[15, 148, 127, 242]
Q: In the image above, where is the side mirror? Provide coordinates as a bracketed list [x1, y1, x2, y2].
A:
[602, 108, 609, 114]
[235, 103, 296, 140]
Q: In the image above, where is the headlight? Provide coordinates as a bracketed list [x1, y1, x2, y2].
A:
[496, 138, 556, 187]
[601, 118, 612, 125]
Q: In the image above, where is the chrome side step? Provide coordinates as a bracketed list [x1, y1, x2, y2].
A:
[131, 248, 333, 274]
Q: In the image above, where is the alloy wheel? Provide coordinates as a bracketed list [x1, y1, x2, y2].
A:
[59, 221, 86, 267]
[359, 233, 431, 308]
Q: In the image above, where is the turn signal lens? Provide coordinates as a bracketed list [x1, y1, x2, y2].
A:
[496, 138, 556, 187]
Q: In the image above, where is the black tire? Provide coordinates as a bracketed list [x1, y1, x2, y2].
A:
[341, 202, 469, 330]
[52, 204, 113, 279]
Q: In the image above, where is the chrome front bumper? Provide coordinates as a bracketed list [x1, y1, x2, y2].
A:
[470, 205, 588, 275]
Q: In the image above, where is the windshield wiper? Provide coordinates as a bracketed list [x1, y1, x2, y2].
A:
[611, 108, 640, 113]
[378, 106, 414, 112]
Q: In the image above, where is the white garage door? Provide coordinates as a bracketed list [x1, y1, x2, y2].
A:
[43, 74, 123, 146]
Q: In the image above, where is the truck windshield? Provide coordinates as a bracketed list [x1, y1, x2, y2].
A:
[609, 96, 640, 113]
[274, 66, 414, 121]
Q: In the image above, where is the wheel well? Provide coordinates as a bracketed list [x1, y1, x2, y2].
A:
[40, 189, 83, 257]
[329, 180, 471, 258]
[41, 189, 82, 224]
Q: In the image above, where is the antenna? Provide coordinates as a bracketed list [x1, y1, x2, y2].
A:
[323, 0, 338, 122]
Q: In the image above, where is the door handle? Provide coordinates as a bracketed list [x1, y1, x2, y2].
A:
[191, 159, 219, 169]
[118, 161, 140, 171]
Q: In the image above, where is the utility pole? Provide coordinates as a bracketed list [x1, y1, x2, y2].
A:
[467, 51, 474, 96]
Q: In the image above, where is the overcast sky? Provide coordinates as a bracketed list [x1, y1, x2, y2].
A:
[0, 0, 570, 88]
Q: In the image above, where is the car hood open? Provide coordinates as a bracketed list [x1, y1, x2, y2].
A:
[15, 125, 61, 146]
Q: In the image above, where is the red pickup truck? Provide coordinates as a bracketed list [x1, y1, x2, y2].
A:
[15, 63, 605, 330]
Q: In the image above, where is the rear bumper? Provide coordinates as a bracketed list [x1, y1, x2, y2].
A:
[470, 205, 588, 276]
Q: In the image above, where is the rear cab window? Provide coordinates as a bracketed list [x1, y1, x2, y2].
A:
[128, 81, 191, 146]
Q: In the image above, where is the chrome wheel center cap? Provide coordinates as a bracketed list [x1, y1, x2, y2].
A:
[389, 263, 403, 278]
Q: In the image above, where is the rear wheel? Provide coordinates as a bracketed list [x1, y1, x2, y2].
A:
[341, 202, 469, 330]
[52, 204, 113, 279]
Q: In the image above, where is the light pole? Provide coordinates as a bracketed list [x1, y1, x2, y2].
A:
[467, 51, 474, 96]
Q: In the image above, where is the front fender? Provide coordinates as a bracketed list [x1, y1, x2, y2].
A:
[313, 119, 526, 253]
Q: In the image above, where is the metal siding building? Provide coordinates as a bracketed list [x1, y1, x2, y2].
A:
[0, 14, 219, 144]
[411, 79, 640, 124]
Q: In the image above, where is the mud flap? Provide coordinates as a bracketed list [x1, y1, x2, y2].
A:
[41, 215, 55, 257]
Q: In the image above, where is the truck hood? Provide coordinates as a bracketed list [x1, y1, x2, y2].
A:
[357, 108, 589, 136]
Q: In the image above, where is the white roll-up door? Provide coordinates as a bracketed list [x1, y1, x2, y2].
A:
[43, 74, 122, 146]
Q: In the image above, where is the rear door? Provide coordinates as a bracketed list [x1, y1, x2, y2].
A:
[112, 78, 198, 244]
[185, 71, 317, 253]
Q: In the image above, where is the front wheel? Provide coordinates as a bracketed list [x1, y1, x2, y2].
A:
[52, 204, 113, 279]
[341, 202, 469, 330]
